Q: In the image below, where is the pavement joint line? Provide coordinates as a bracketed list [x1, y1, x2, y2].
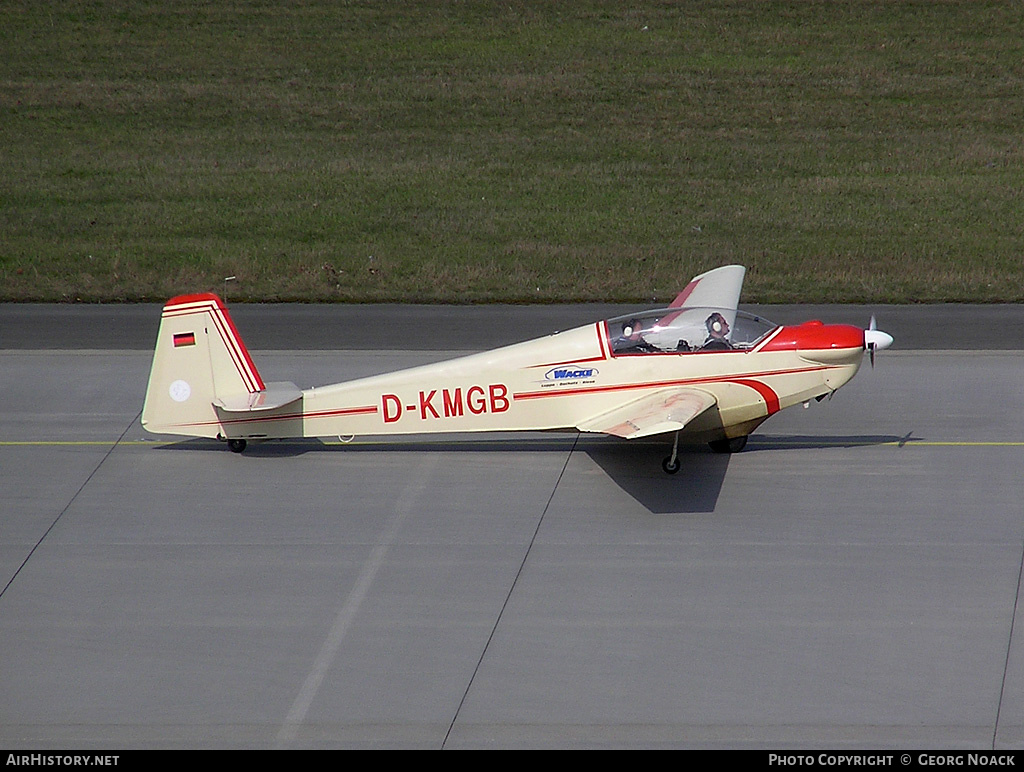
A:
[274, 454, 440, 749]
[0, 410, 141, 601]
[443, 432, 580, 749]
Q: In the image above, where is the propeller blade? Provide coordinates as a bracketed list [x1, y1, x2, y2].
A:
[864, 321, 893, 368]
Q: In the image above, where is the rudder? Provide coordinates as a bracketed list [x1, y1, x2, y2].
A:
[142, 293, 265, 438]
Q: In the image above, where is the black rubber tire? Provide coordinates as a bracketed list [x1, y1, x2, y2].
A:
[227, 438, 247, 453]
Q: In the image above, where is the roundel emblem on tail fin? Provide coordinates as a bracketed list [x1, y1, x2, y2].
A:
[169, 380, 191, 403]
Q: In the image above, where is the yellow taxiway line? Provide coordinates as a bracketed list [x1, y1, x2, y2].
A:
[2, 439, 1024, 448]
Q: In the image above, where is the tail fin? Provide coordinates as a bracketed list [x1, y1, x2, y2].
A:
[142, 293, 265, 438]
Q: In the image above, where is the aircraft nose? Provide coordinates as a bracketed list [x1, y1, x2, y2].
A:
[864, 328, 893, 352]
[863, 317, 893, 367]
[761, 321, 866, 363]
[794, 322, 865, 363]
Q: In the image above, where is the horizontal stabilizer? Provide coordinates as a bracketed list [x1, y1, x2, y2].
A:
[576, 387, 717, 440]
[213, 381, 303, 413]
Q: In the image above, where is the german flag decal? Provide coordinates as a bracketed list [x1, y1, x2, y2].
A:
[173, 332, 196, 347]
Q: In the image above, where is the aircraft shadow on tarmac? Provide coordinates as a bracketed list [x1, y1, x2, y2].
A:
[585, 433, 910, 513]
[151, 432, 908, 515]
[151, 435, 579, 457]
[581, 441, 730, 514]
[746, 433, 913, 450]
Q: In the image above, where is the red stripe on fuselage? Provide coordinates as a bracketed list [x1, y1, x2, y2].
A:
[512, 364, 828, 402]
[596, 322, 610, 360]
[729, 379, 780, 414]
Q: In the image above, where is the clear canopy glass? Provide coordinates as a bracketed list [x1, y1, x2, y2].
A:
[606, 307, 778, 355]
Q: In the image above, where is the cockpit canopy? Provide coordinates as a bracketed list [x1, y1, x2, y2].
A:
[607, 307, 778, 355]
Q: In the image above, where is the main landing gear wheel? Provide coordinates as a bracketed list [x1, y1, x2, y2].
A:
[227, 438, 247, 453]
[662, 430, 682, 474]
[708, 436, 748, 454]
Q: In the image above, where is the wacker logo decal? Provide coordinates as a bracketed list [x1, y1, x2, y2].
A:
[545, 367, 598, 381]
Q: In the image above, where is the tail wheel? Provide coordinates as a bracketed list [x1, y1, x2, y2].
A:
[709, 435, 747, 454]
[662, 456, 681, 474]
[227, 438, 247, 453]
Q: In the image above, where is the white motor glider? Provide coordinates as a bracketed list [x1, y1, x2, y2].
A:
[141, 265, 892, 473]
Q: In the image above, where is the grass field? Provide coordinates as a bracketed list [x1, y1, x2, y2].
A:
[2, 1, 1022, 303]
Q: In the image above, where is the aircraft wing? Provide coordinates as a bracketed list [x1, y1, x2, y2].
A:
[669, 264, 746, 310]
[576, 387, 718, 440]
